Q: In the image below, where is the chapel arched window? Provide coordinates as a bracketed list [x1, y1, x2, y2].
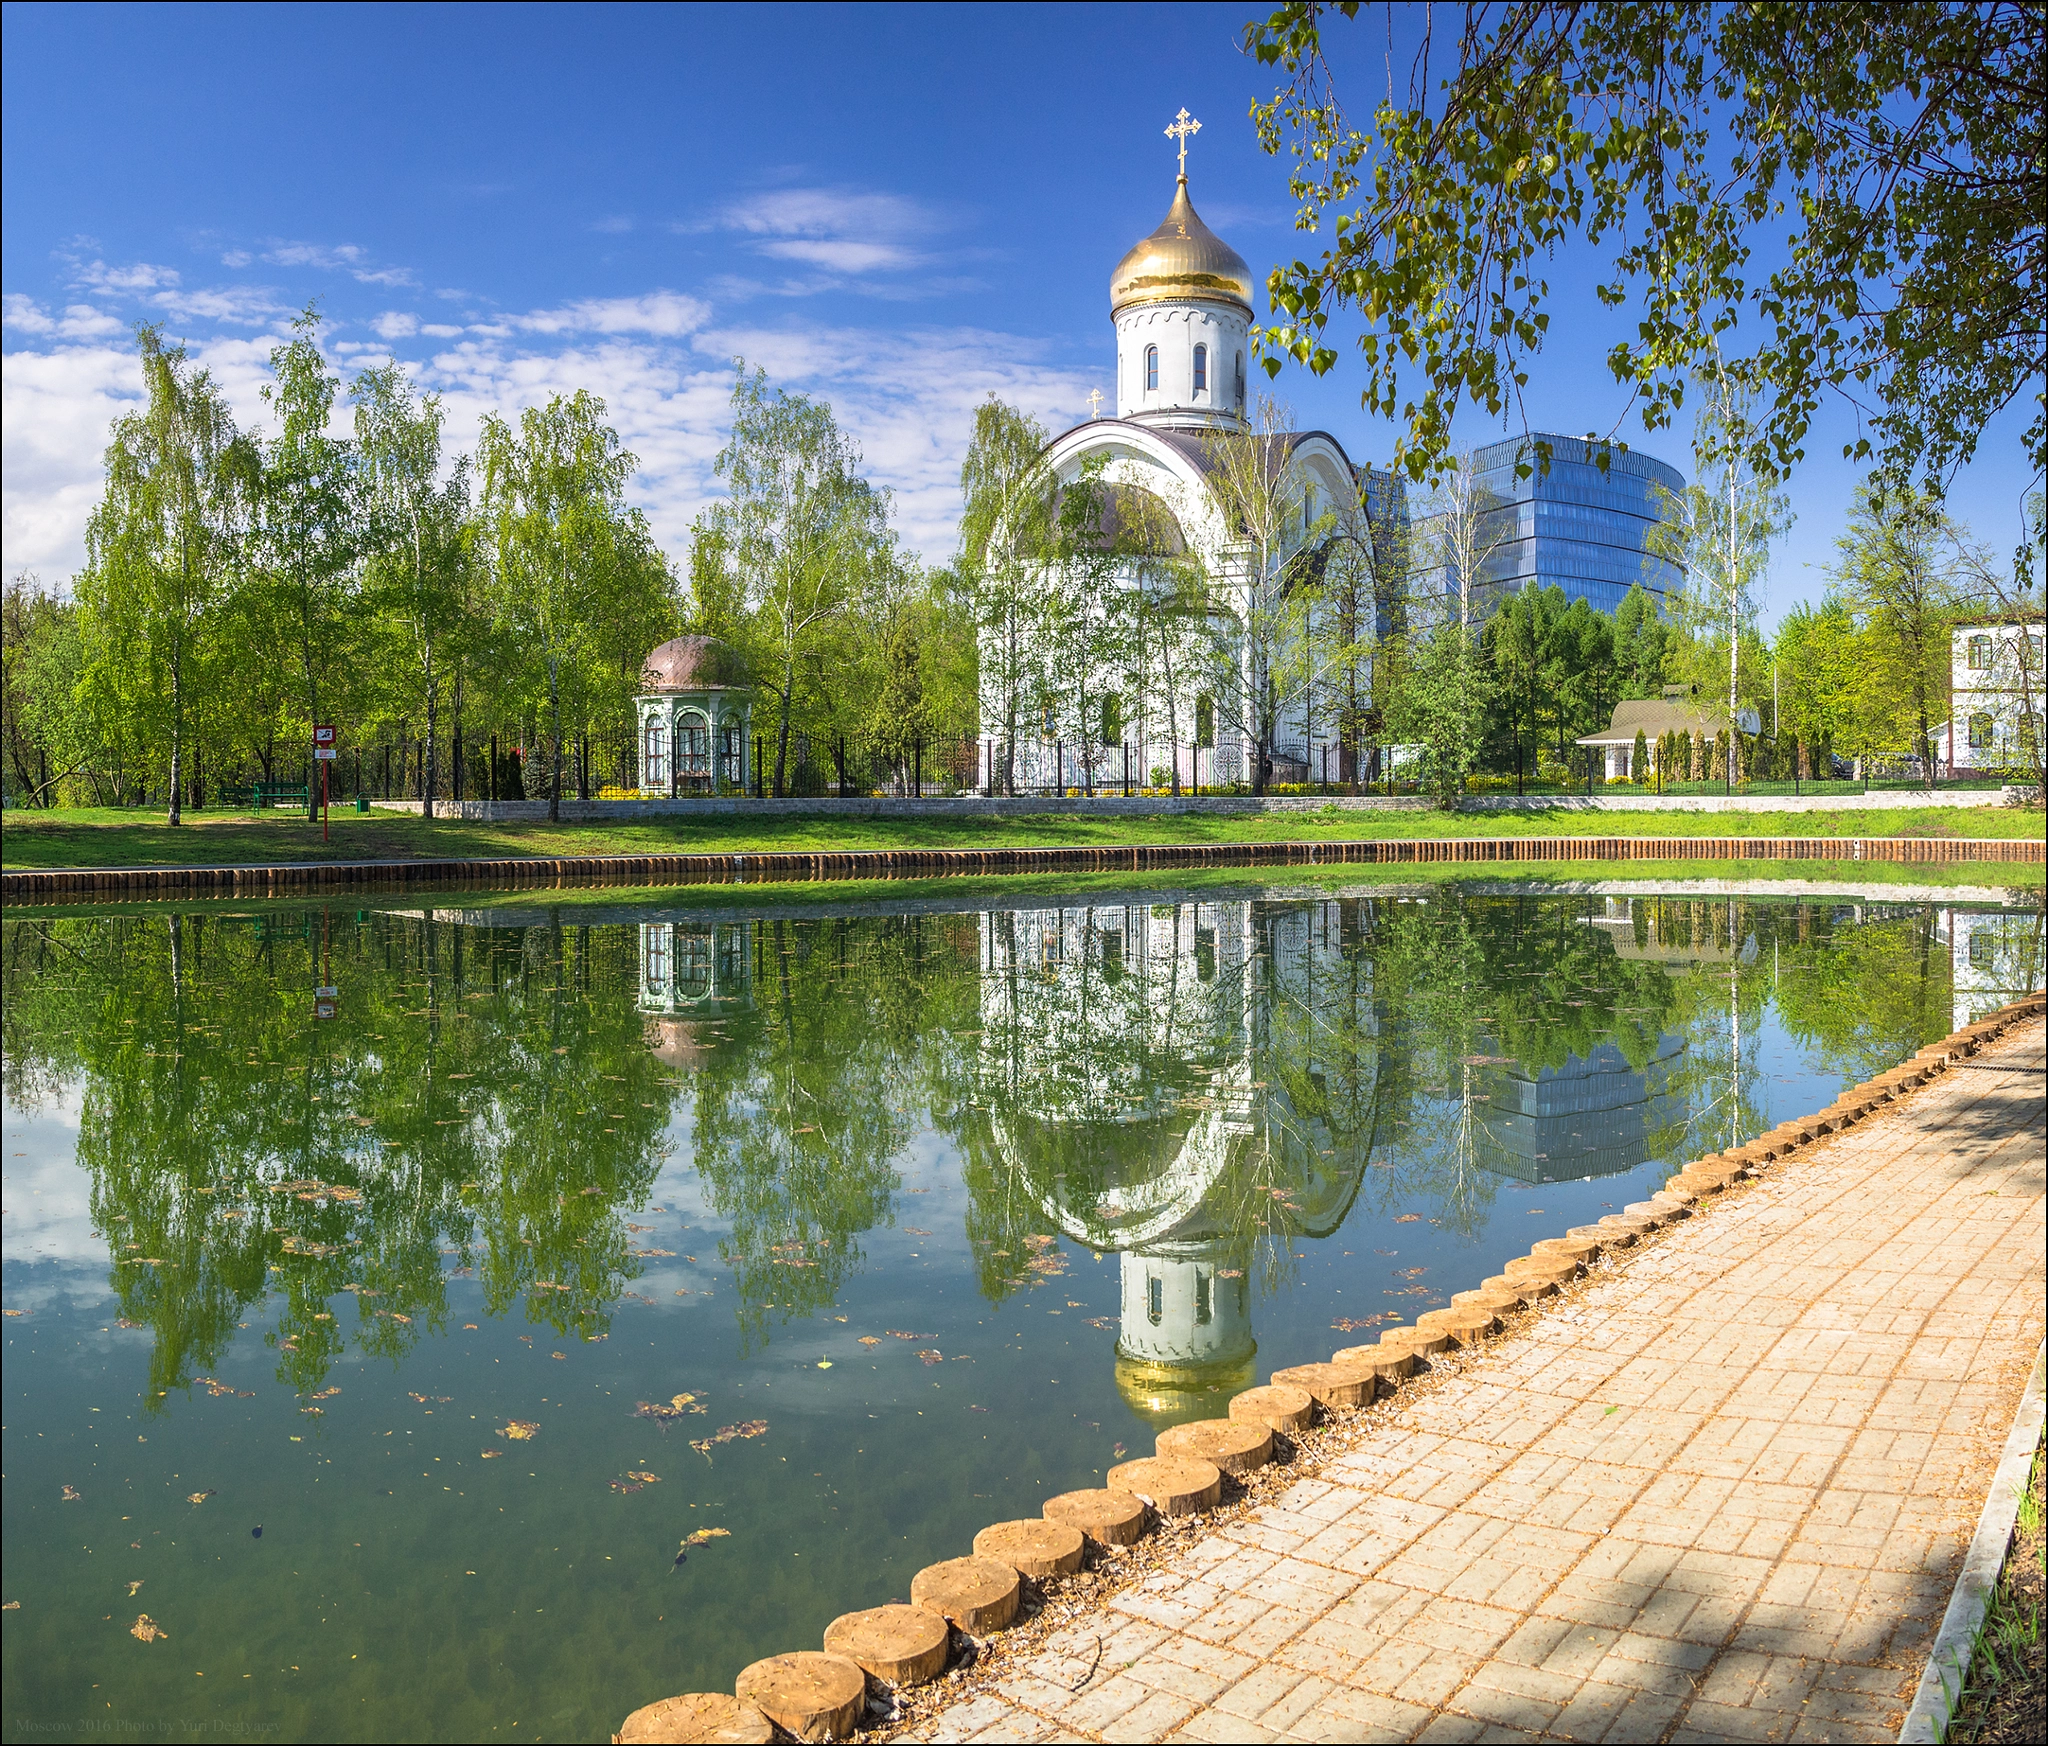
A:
[1192, 344, 1207, 393]
[1144, 345, 1159, 393]
[1235, 351, 1245, 404]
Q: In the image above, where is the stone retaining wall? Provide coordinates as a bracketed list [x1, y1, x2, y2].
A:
[5, 833, 2042, 906]
[612, 992, 2048, 1741]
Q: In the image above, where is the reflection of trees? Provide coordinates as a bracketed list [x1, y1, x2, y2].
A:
[0, 910, 674, 1404]
[1767, 902, 1956, 1085]
[682, 914, 979, 1349]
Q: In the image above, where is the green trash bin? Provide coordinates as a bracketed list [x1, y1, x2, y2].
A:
[355, 795, 369, 813]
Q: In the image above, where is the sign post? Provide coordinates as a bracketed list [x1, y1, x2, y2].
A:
[313, 725, 338, 841]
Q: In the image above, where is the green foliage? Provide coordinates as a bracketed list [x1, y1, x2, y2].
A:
[1393, 621, 1490, 808]
[478, 390, 675, 820]
[1247, 2, 2044, 487]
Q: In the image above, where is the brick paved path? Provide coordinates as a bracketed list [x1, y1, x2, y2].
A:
[902, 1019, 2046, 1745]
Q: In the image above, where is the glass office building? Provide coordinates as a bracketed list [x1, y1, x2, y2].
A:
[1415, 432, 1686, 617]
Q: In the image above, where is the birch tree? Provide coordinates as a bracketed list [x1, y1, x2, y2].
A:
[958, 398, 1057, 794]
[251, 305, 358, 820]
[701, 365, 885, 796]
[1197, 396, 1330, 793]
[477, 390, 642, 821]
[354, 362, 470, 819]
[1650, 371, 1792, 781]
[78, 326, 253, 824]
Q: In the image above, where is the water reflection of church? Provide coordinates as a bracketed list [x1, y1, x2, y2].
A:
[974, 899, 1378, 1421]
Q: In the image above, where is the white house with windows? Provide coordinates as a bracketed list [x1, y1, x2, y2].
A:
[1930, 616, 2045, 774]
[978, 142, 1406, 793]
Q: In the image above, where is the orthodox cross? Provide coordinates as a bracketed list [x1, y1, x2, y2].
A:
[1165, 108, 1202, 178]
[1085, 388, 1105, 420]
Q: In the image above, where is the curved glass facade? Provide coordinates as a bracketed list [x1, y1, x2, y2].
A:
[1415, 433, 1685, 617]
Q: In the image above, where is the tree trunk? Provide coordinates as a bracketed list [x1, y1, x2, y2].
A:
[422, 642, 438, 821]
[546, 654, 562, 823]
[452, 671, 464, 803]
[774, 664, 794, 798]
[166, 641, 185, 827]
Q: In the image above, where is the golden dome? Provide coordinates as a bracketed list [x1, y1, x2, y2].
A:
[1110, 178, 1254, 317]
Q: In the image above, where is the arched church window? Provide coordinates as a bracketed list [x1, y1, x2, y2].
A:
[1235, 351, 1245, 404]
[1192, 344, 1207, 393]
[1194, 1270, 1212, 1326]
[1144, 345, 1159, 392]
[1146, 1274, 1163, 1325]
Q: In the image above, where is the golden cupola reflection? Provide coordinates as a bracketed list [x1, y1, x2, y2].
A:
[1109, 178, 1255, 318]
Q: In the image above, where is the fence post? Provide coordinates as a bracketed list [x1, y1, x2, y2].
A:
[1123, 740, 1131, 798]
[915, 739, 922, 800]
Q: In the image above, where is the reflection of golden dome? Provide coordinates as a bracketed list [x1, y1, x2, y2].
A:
[1113, 1347, 1257, 1426]
[1110, 178, 1254, 317]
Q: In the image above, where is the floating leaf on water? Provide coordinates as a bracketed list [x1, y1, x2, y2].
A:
[1394, 1214, 1421, 1224]
[61, 1485, 80, 1502]
[680, 1527, 731, 1547]
[609, 1480, 645, 1494]
[129, 1615, 167, 1643]
[917, 1350, 943, 1366]
[689, 1420, 767, 1460]
[480, 1450, 502, 1459]
[884, 1330, 929, 1341]
[496, 1420, 540, 1442]
[126, 1580, 144, 1596]
[313, 1388, 341, 1400]
[856, 1336, 881, 1346]
[2, 1309, 21, 1318]
[551, 1352, 566, 1361]
[625, 1471, 659, 1484]
[816, 1360, 833, 1369]
[903, 1227, 932, 1237]
[186, 1490, 216, 1505]
[1218, 1269, 1245, 1279]
[632, 1392, 703, 1423]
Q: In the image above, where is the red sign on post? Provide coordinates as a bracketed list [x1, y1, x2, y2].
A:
[313, 724, 337, 747]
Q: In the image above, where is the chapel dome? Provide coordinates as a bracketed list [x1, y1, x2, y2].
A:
[1110, 178, 1255, 318]
[640, 635, 748, 692]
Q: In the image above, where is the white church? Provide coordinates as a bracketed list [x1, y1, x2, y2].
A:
[981, 114, 1407, 794]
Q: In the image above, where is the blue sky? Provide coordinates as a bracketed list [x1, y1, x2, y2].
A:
[4, 1, 2037, 625]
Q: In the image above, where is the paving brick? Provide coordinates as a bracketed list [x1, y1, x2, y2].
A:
[905, 1024, 2046, 1746]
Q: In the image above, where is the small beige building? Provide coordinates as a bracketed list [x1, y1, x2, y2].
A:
[635, 636, 752, 796]
[1576, 691, 1726, 781]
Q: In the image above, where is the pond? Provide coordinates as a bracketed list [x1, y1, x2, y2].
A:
[3, 883, 2041, 1744]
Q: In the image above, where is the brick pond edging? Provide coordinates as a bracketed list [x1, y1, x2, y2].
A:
[4, 833, 2041, 907]
[609, 993, 2048, 1744]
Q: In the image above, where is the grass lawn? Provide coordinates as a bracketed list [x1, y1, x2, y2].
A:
[0, 801, 2038, 872]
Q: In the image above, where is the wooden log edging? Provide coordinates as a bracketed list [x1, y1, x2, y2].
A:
[7, 832, 2043, 908]
[610, 989, 2048, 1742]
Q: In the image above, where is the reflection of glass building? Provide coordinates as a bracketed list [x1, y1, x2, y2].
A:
[638, 922, 752, 1069]
[1470, 1037, 1687, 1183]
[1417, 432, 1687, 617]
[974, 900, 1376, 1422]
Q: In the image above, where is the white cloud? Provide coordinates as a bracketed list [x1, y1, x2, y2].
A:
[261, 241, 365, 269]
[510, 292, 710, 338]
[696, 186, 950, 284]
[756, 238, 920, 274]
[372, 311, 420, 340]
[221, 249, 253, 268]
[72, 257, 181, 295]
[3, 296, 123, 340]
